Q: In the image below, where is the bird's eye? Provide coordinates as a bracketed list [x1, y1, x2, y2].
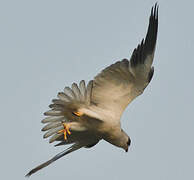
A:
[127, 138, 131, 146]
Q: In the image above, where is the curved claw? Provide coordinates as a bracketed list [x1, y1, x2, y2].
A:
[58, 123, 71, 140]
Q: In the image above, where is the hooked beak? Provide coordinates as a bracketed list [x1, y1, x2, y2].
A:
[125, 137, 131, 152]
[125, 147, 128, 152]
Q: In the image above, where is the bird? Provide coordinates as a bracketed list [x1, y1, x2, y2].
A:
[26, 3, 158, 177]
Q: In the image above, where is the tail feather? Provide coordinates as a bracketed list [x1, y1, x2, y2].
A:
[25, 143, 83, 177]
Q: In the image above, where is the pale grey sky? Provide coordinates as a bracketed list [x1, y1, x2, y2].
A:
[0, 0, 194, 179]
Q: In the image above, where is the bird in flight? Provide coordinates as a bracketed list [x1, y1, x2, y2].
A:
[26, 3, 158, 177]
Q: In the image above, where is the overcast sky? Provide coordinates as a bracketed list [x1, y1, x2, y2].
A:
[0, 0, 194, 180]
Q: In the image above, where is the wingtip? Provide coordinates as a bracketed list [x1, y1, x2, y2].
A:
[151, 3, 159, 19]
[25, 171, 32, 178]
[25, 167, 39, 178]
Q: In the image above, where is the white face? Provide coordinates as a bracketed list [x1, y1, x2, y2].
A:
[116, 130, 131, 152]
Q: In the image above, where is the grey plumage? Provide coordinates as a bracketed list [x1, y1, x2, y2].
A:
[64, 87, 76, 99]
[44, 110, 64, 116]
[43, 126, 64, 138]
[71, 83, 81, 100]
[49, 133, 62, 143]
[41, 122, 62, 131]
[41, 116, 65, 123]
[57, 92, 72, 102]
[79, 80, 87, 101]
[26, 4, 158, 177]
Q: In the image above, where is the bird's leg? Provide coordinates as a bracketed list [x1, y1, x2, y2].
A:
[57, 123, 71, 140]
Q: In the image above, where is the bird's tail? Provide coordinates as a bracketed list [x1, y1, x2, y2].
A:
[25, 143, 83, 177]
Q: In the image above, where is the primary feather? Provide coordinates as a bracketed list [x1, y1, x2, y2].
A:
[26, 4, 158, 177]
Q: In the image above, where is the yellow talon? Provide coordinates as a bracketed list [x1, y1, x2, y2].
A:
[58, 123, 71, 140]
[66, 127, 71, 135]
[73, 111, 83, 117]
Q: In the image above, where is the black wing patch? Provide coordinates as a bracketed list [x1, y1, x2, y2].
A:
[130, 4, 158, 67]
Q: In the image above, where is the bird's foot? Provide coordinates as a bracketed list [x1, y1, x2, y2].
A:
[73, 111, 84, 117]
[58, 123, 71, 140]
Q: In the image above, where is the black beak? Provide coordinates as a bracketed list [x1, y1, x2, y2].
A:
[125, 137, 131, 152]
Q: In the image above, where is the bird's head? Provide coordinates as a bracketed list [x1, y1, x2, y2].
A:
[120, 129, 131, 152]
[125, 137, 131, 152]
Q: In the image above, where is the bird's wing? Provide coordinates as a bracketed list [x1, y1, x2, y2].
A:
[26, 82, 100, 176]
[91, 4, 158, 119]
[25, 142, 85, 177]
[41, 80, 100, 144]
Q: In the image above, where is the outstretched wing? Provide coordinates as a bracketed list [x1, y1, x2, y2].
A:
[27, 80, 100, 176]
[41, 80, 94, 144]
[91, 4, 158, 118]
[26, 80, 100, 176]
[25, 143, 84, 177]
